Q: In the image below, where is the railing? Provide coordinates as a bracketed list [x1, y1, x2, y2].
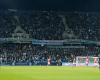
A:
[0, 38, 99, 46]
[0, 38, 33, 43]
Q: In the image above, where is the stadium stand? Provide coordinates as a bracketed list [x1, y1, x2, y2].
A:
[0, 10, 100, 66]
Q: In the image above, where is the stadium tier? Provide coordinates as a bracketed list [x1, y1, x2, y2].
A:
[0, 10, 100, 66]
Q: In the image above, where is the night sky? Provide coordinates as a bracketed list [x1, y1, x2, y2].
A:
[0, 0, 100, 11]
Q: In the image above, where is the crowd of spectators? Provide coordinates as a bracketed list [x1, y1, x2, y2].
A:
[0, 10, 64, 40]
[0, 44, 68, 65]
[0, 10, 100, 65]
[0, 10, 100, 40]
[0, 43, 99, 65]
[0, 11, 100, 40]
[65, 12, 100, 40]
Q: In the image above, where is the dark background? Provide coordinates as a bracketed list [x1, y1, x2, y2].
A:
[0, 0, 100, 11]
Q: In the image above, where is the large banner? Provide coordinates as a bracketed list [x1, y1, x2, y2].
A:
[32, 40, 63, 45]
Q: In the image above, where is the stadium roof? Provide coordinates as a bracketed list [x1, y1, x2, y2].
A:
[0, 0, 100, 12]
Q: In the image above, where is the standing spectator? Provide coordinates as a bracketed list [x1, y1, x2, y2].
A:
[98, 54, 100, 69]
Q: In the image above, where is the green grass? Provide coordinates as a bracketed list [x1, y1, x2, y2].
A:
[0, 66, 100, 80]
